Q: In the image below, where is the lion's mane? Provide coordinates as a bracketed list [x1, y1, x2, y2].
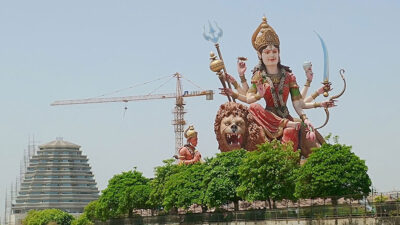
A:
[214, 102, 265, 152]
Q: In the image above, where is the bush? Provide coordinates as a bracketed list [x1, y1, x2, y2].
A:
[375, 195, 388, 203]
[22, 209, 74, 225]
[71, 214, 93, 225]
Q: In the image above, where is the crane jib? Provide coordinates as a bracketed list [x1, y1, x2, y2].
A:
[50, 90, 214, 106]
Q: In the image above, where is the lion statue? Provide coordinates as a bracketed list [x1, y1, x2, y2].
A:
[214, 102, 265, 152]
[214, 102, 325, 158]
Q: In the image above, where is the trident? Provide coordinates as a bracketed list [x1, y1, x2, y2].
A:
[203, 21, 235, 102]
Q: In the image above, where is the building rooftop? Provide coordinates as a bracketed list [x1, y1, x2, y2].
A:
[39, 138, 81, 150]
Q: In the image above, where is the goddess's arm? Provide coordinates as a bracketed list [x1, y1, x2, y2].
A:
[289, 78, 307, 118]
[231, 71, 264, 103]
[222, 70, 262, 103]
[229, 85, 261, 104]
[239, 75, 249, 93]
[301, 82, 310, 99]
[225, 60, 250, 95]
[226, 74, 249, 95]
[304, 91, 319, 103]
[303, 87, 325, 108]
[237, 60, 249, 93]
[289, 79, 317, 140]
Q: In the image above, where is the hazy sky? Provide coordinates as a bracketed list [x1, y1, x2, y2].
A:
[1, 0, 399, 217]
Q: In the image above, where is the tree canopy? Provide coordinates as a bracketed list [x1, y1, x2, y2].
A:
[148, 159, 184, 210]
[71, 213, 93, 225]
[237, 140, 300, 208]
[69, 139, 372, 221]
[162, 163, 206, 212]
[202, 150, 247, 210]
[82, 200, 98, 222]
[96, 169, 150, 220]
[295, 143, 371, 201]
[22, 209, 74, 225]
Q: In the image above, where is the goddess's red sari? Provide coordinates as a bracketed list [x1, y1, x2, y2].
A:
[248, 70, 300, 149]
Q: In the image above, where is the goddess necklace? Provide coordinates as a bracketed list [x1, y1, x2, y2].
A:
[262, 68, 289, 118]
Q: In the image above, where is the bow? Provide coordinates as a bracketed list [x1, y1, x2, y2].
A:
[315, 69, 346, 129]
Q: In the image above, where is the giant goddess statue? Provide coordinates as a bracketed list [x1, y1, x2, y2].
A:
[218, 17, 336, 157]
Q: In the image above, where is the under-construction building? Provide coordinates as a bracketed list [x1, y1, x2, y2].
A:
[10, 138, 99, 225]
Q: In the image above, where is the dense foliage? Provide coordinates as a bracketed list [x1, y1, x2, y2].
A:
[22, 209, 74, 225]
[96, 170, 150, 220]
[71, 213, 93, 225]
[202, 150, 247, 210]
[148, 159, 183, 210]
[162, 163, 206, 212]
[82, 200, 98, 222]
[74, 140, 371, 222]
[295, 143, 371, 202]
[237, 140, 300, 208]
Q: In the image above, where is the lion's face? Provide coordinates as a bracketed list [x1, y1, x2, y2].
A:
[219, 114, 246, 151]
[215, 102, 265, 152]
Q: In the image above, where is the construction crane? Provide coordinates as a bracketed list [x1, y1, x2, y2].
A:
[51, 73, 214, 154]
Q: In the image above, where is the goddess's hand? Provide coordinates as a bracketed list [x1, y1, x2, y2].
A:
[237, 61, 247, 77]
[321, 99, 337, 108]
[219, 88, 234, 97]
[304, 119, 316, 141]
[256, 81, 267, 97]
[318, 83, 332, 94]
[303, 61, 313, 81]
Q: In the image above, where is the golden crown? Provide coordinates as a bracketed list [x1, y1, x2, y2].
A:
[184, 125, 198, 139]
[251, 16, 280, 52]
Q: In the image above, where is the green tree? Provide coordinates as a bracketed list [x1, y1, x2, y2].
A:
[237, 140, 300, 208]
[162, 163, 206, 212]
[148, 159, 184, 211]
[71, 213, 93, 225]
[96, 169, 150, 220]
[22, 209, 74, 225]
[123, 183, 151, 211]
[295, 143, 371, 204]
[83, 200, 98, 222]
[202, 150, 246, 211]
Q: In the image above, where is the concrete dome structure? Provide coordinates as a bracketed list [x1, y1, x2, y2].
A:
[11, 138, 99, 223]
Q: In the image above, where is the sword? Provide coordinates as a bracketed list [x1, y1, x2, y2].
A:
[315, 31, 331, 97]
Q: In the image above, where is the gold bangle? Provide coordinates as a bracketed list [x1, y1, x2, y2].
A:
[291, 95, 302, 101]
[304, 80, 311, 87]
[232, 81, 239, 89]
[231, 92, 239, 99]
[254, 93, 262, 100]
[311, 91, 319, 99]
[313, 102, 321, 108]
[300, 114, 308, 121]
[240, 76, 247, 83]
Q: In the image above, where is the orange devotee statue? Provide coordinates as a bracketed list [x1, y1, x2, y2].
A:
[176, 125, 202, 165]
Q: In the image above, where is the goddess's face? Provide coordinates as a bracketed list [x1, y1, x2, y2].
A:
[258, 45, 279, 67]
